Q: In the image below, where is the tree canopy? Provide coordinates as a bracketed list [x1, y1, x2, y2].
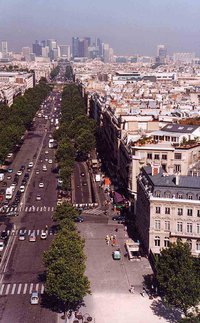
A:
[156, 241, 200, 316]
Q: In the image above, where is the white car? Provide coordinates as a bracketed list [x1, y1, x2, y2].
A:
[45, 150, 48, 155]
[17, 170, 22, 176]
[45, 157, 48, 162]
[19, 185, 25, 193]
[0, 241, 4, 251]
[35, 169, 39, 175]
[36, 194, 41, 201]
[28, 162, 33, 168]
[48, 159, 53, 164]
[42, 165, 47, 172]
[39, 182, 44, 188]
[40, 230, 48, 240]
[30, 291, 39, 305]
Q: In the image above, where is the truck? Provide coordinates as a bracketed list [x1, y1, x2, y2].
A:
[0, 174, 4, 182]
[5, 187, 14, 200]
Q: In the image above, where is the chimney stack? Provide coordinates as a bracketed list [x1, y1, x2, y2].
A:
[152, 164, 160, 176]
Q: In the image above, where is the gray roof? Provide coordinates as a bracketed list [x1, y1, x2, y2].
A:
[144, 165, 200, 189]
[161, 124, 199, 134]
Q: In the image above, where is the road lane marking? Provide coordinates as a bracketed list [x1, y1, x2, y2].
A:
[11, 283, 16, 295]
[35, 283, 39, 292]
[36, 207, 39, 211]
[23, 283, 28, 294]
[17, 283, 22, 294]
[37, 230, 40, 236]
[25, 207, 28, 212]
[48, 207, 50, 211]
[28, 230, 31, 235]
[29, 283, 33, 294]
[5, 284, 10, 295]
[40, 207, 43, 211]
[41, 285, 44, 294]
[0, 284, 4, 295]
[51, 207, 54, 211]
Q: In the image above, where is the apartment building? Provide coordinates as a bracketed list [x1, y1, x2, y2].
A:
[136, 165, 200, 256]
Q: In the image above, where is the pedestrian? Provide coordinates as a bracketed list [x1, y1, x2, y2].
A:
[105, 235, 110, 245]
[115, 228, 118, 233]
[124, 225, 127, 231]
[112, 237, 116, 246]
[129, 285, 134, 294]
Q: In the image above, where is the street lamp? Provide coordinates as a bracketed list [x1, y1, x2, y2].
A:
[74, 312, 93, 323]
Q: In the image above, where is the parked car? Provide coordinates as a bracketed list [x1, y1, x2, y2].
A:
[74, 216, 84, 223]
[0, 241, 5, 252]
[28, 162, 33, 168]
[19, 185, 25, 193]
[112, 215, 125, 223]
[17, 170, 22, 176]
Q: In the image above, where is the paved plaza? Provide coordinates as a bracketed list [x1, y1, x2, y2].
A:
[58, 222, 181, 323]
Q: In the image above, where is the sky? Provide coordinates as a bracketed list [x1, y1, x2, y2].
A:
[1, 0, 200, 56]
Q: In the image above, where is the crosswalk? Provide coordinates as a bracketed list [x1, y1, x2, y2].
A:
[0, 282, 44, 296]
[82, 207, 104, 216]
[0, 205, 55, 214]
[0, 228, 56, 237]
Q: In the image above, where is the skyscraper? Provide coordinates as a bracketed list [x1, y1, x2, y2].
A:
[72, 37, 80, 58]
[156, 45, 167, 63]
[32, 40, 42, 56]
[22, 47, 31, 61]
[59, 45, 71, 59]
[1, 41, 8, 56]
[47, 39, 57, 50]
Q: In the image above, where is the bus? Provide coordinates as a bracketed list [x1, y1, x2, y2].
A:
[48, 139, 54, 148]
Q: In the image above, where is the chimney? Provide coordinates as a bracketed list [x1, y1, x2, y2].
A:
[152, 164, 160, 176]
[175, 174, 180, 186]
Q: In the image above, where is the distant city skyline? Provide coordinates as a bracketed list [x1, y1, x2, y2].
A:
[0, 0, 200, 55]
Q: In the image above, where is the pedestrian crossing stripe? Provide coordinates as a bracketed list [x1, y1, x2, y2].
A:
[82, 208, 104, 215]
[0, 229, 55, 237]
[0, 206, 55, 214]
[0, 283, 45, 296]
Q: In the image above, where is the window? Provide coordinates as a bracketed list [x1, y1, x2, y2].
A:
[165, 221, 170, 231]
[162, 154, 167, 160]
[164, 192, 171, 198]
[175, 153, 182, 160]
[187, 223, 192, 233]
[155, 207, 160, 214]
[177, 208, 183, 216]
[186, 239, 192, 250]
[154, 236, 160, 247]
[197, 223, 200, 234]
[165, 136, 170, 141]
[171, 137, 177, 143]
[187, 193, 193, 200]
[187, 209, 193, 216]
[164, 237, 170, 248]
[154, 154, 160, 160]
[197, 210, 200, 217]
[165, 207, 170, 215]
[155, 220, 161, 230]
[155, 191, 161, 197]
[177, 193, 183, 199]
[196, 240, 200, 251]
[147, 153, 152, 159]
[174, 165, 181, 173]
[177, 222, 183, 232]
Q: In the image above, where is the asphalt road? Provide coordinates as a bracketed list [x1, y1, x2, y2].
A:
[0, 90, 60, 323]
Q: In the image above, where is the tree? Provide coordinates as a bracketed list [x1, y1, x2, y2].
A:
[52, 203, 78, 222]
[156, 241, 200, 316]
[76, 129, 96, 156]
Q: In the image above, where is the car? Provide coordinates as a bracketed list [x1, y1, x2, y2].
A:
[36, 194, 41, 201]
[45, 157, 48, 162]
[1, 230, 8, 240]
[18, 232, 26, 241]
[21, 179, 27, 186]
[35, 169, 39, 175]
[24, 173, 29, 178]
[27, 167, 32, 172]
[7, 211, 18, 217]
[42, 165, 47, 172]
[17, 170, 22, 176]
[40, 230, 48, 240]
[6, 175, 12, 180]
[39, 182, 44, 188]
[45, 150, 48, 155]
[20, 165, 25, 171]
[7, 153, 13, 159]
[112, 215, 126, 223]
[74, 216, 84, 223]
[28, 162, 33, 168]
[81, 172, 85, 177]
[2, 182, 7, 187]
[82, 181, 87, 186]
[19, 185, 25, 193]
[7, 168, 13, 173]
[29, 233, 36, 242]
[11, 183, 16, 188]
[30, 291, 39, 305]
[48, 159, 53, 164]
[113, 250, 121, 260]
[0, 189, 5, 195]
[0, 241, 5, 252]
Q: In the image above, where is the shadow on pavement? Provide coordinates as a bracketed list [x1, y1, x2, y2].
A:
[150, 299, 182, 323]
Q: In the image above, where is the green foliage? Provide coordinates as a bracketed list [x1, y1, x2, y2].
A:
[0, 82, 50, 162]
[156, 241, 200, 316]
[50, 65, 60, 80]
[65, 65, 73, 80]
[52, 203, 78, 222]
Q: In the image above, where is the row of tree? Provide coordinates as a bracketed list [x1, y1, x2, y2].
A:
[43, 203, 90, 316]
[54, 83, 96, 191]
[50, 65, 60, 80]
[0, 78, 50, 163]
[65, 65, 73, 81]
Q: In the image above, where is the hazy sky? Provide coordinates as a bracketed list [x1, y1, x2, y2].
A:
[1, 0, 200, 55]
